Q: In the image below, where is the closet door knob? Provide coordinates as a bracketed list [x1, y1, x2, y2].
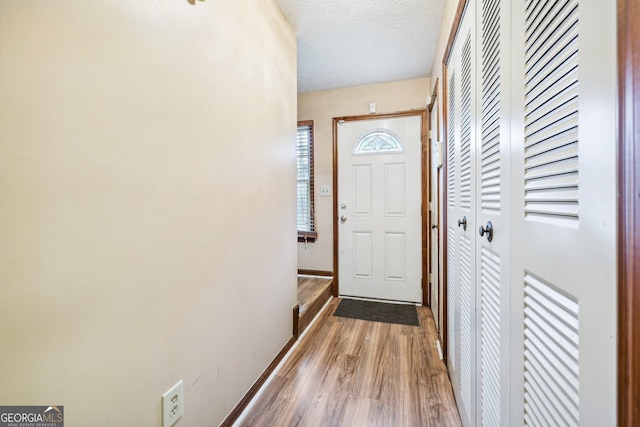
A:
[479, 221, 494, 242]
[457, 216, 467, 231]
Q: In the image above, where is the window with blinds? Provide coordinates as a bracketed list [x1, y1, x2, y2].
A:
[297, 121, 316, 241]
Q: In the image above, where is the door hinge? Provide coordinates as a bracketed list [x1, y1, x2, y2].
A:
[429, 273, 433, 283]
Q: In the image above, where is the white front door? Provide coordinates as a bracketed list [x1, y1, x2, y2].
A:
[337, 115, 422, 303]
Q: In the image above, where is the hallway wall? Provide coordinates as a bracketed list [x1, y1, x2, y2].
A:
[429, 0, 460, 145]
[0, 1, 297, 425]
[297, 77, 430, 272]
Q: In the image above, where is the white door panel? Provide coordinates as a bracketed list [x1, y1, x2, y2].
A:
[353, 164, 372, 215]
[384, 163, 406, 215]
[353, 232, 372, 278]
[443, 0, 618, 425]
[338, 116, 422, 303]
[475, 0, 512, 425]
[446, 46, 461, 422]
[445, 0, 616, 425]
[385, 232, 406, 280]
[445, 1, 477, 424]
[509, 0, 617, 425]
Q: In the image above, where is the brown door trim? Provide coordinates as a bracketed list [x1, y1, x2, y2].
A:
[617, 0, 640, 424]
[332, 109, 430, 305]
[427, 78, 444, 344]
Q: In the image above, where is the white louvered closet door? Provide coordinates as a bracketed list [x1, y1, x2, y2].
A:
[509, 0, 617, 426]
[445, 1, 477, 425]
[445, 34, 460, 410]
[473, 0, 511, 425]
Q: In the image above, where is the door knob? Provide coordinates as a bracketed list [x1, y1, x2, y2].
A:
[340, 216, 347, 223]
[479, 221, 494, 242]
[457, 216, 467, 231]
[432, 224, 438, 230]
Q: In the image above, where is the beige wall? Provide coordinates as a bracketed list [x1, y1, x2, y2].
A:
[430, 0, 460, 146]
[0, 1, 297, 425]
[429, 0, 460, 300]
[297, 78, 430, 272]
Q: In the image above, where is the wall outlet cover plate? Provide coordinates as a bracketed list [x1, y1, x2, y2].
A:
[162, 380, 184, 427]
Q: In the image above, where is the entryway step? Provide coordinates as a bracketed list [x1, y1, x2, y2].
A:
[296, 276, 333, 336]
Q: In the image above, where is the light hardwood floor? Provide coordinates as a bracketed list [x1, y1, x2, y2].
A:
[298, 276, 333, 315]
[238, 298, 461, 427]
[297, 276, 333, 336]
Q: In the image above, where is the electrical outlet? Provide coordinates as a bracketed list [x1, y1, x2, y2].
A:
[162, 380, 183, 427]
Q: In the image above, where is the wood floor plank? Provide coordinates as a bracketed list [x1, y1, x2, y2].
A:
[340, 395, 375, 426]
[333, 316, 369, 357]
[298, 276, 332, 314]
[237, 299, 461, 427]
[239, 375, 290, 427]
[297, 276, 334, 336]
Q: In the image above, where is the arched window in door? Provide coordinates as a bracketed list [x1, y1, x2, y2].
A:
[353, 129, 403, 155]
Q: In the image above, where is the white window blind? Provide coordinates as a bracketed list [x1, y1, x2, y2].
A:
[297, 121, 315, 237]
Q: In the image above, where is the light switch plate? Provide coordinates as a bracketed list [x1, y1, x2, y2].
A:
[320, 185, 331, 196]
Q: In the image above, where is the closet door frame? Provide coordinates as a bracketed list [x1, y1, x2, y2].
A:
[617, 0, 640, 425]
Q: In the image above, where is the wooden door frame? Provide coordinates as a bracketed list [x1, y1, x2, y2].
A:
[331, 109, 431, 305]
[427, 78, 444, 344]
[617, 0, 640, 425]
[439, 0, 640, 421]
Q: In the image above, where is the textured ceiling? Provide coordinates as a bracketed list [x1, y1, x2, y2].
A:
[273, 0, 445, 93]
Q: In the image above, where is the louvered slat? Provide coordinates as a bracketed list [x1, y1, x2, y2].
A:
[459, 34, 472, 211]
[481, 0, 501, 215]
[447, 226, 457, 371]
[448, 72, 457, 208]
[459, 235, 472, 418]
[524, 0, 579, 226]
[481, 247, 501, 427]
[480, 6, 503, 422]
[524, 273, 579, 427]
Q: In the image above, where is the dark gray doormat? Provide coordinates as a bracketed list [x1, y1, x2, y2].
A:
[333, 298, 420, 326]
